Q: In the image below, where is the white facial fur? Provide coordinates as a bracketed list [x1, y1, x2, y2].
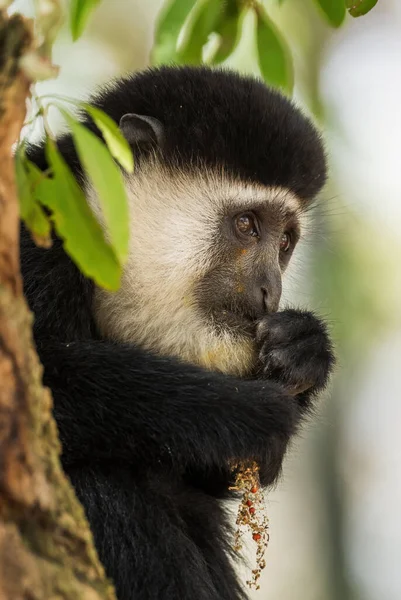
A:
[88, 159, 305, 376]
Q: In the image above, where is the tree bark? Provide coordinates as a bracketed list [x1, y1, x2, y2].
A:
[0, 10, 116, 599]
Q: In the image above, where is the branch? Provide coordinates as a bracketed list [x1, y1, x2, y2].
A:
[0, 9, 116, 599]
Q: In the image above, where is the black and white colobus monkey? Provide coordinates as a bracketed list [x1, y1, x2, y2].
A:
[21, 66, 334, 600]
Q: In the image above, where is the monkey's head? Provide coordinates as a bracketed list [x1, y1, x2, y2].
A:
[88, 66, 327, 376]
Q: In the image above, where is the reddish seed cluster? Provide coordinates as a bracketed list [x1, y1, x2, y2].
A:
[229, 461, 270, 590]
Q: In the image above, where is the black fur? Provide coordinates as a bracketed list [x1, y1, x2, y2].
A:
[256, 309, 333, 398]
[28, 66, 327, 201]
[21, 66, 334, 600]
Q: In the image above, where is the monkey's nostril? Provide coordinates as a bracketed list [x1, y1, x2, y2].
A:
[261, 287, 269, 311]
[261, 287, 280, 314]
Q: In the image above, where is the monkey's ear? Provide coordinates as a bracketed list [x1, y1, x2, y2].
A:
[119, 114, 164, 147]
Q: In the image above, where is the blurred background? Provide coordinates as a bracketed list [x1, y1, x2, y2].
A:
[12, 0, 401, 598]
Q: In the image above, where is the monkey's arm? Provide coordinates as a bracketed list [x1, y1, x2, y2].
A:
[37, 339, 298, 486]
[184, 309, 335, 494]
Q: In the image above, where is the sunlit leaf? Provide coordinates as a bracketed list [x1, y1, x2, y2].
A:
[43, 140, 121, 290]
[151, 0, 195, 65]
[177, 0, 224, 64]
[212, 0, 240, 64]
[346, 0, 378, 17]
[62, 111, 129, 265]
[70, 0, 102, 41]
[315, 0, 346, 27]
[82, 104, 134, 173]
[256, 7, 294, 94]
[15, 148, 51, 247]
[212, 17, 239, 63]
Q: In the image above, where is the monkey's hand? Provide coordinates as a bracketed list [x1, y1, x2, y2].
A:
[256, 309, 334, 402]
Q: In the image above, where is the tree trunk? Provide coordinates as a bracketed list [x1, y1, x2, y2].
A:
[0, 11, 116, 599]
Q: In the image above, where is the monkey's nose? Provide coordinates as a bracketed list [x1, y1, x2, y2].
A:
[261, 283, 281, 314]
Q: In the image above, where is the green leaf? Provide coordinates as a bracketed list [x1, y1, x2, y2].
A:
[44, 140, 121, 290]
[256, 7, 294, 94]
[212, 17, 240, 63]
[212, 0, 241, 64]
[315, 0, 346, 27]
[151, 0, 195, 65]
[346, 0, 378, 17]
[82, 104, 134, 173]
[70, 0, 102, 41]
[15, 148, 52, 247]
[61, 111, 129, 265]
[176, 0, 224, 64]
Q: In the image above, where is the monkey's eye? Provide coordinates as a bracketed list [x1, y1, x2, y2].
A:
[280, 232, 291, 252]
[235, 213, 259, 238]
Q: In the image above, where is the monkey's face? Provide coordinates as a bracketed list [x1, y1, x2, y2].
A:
[91, 162, 306, 376]
[195, 192, 302, 335]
